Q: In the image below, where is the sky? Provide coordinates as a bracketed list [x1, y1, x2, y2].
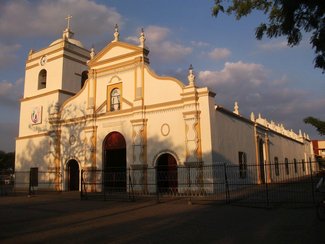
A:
[0, 0, 324, 152]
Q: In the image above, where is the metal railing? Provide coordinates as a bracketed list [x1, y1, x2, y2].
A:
[81, 161, 323, 207]
[1, 160, 323, 208]
[1, 170, 62, 195]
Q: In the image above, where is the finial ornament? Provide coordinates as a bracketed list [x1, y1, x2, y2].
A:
[250, 112, 255, 121]
[113, 24, 119, 42]
[139, 28, 146, 48]
[188, 64, 195, 86]
[233, 101, 239, 115]
[90, 46, 95, 59]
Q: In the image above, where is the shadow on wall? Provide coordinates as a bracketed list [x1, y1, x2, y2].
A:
[15, 102, 91, 190]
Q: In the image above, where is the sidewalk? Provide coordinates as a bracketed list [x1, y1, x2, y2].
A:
[0, 192, 324, 243]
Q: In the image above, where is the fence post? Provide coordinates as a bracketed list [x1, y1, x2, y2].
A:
[29, 170, 32, 196]
[155, 166, 159, 203]
[29, 167, 38, 196]
[264, 162, 270, 208]
[128, 167, 135, 202]
[224, 163, 230, 203]
[309, 159, 315, 204]
[188, 165, 192, 205]
[80, 169, 84, 200]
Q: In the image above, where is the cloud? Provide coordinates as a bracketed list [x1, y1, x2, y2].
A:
[208, 48, 231, 61]
[145, 25, 192, 62]
[190, 41, 210, 47]
[198, 61, 269, 116]
[153, 41, 192, 62]
[0, 78, 24, 107]
[145, 26, 170, 43]
[197, 60, 324, 139]
[0, 0, 122, 39]
[126, 25, 192, 63]
[199, 61, 267, 86]
[259, 41, 288, 51]
[0, 43, 21, 70]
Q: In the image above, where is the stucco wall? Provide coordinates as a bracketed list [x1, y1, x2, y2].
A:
[213, 110, 256, 165]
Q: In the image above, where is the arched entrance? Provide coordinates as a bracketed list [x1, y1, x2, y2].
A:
[156, 153, 178, 193]
[103, 132, 127, 192]
[66, 159, 79, 191]
[258, 140, 266, 184]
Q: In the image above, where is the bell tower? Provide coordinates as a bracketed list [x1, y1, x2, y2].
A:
[15, 19, 90, 171]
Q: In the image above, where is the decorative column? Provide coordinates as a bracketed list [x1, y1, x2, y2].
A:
[130, 118, 148, 193]
[48, 102, 61, 191]
[253, 124, 262, 184]
[182, 65, 203, 193]
[84, 127, 97, 168]
[183, 65, 201, 165]
[84, 125, 97, 191]
[183, 112, 201, 164]
[264, 132, 271, 183]
[88, 69, 96, 109]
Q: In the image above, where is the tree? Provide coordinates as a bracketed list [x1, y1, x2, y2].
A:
[0, 151, 15, 171]
[212, 0, 325, 72]
[304, 117, 325, 136]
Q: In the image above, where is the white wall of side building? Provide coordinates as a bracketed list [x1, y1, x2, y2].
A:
[213, 108, 256, 165]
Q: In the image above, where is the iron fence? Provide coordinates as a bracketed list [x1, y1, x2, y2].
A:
[81, 161, 324, 207]
[0, 170, 14, 196]
[1, 170, 62, 195]
[1, 161, 323, 208]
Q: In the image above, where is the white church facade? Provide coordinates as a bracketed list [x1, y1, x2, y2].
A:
[15, 24, 314, 192]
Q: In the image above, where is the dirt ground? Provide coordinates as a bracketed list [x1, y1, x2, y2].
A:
[0, 192, 324, 243]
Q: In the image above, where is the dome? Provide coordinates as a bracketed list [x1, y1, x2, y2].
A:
[49, 28, 84, 48]
[67, 38, 84, 48]
[50, 37, 84, 48]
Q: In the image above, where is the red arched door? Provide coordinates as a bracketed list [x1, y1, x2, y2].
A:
[103, 132, 127, 192]
[156, 153, 178, 193]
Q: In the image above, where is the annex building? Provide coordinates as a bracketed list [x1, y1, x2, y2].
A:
[15, 24, 314, 192]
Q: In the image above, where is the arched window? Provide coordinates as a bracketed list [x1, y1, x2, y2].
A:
[81, 71, 88, 88]
[110, 88, 120, 111]
[38, 69, 47, 89]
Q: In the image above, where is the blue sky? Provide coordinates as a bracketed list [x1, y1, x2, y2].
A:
[0, 0, 324, 152]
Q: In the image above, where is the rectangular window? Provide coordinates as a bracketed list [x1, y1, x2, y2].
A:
[238, 151, 247, 179]
[285, 158, 289, 175]
[302, 159, 306, 172]
[294, 159, 298, 173]
[274, 157, 279, 176]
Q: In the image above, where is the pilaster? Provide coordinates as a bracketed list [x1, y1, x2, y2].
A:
[130, 118, 148, 193]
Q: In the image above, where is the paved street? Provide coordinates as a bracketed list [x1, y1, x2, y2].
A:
[0, 192, 324, 243]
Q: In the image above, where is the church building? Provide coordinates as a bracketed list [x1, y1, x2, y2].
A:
[15, 23, 314, 192]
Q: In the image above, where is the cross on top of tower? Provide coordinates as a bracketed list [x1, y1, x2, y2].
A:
[65, 15, 72, 29]
[62, 15, 74, 39]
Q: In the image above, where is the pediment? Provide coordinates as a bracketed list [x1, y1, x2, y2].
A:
[88, 41, 148, 67]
